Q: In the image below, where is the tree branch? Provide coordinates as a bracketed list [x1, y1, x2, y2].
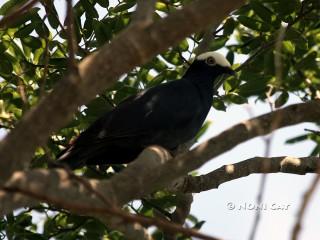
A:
[0, 0, 39, 28]
[291, 170, 320, 240]
[0, 0, 244, 184]
[151, 100, 320, 193]
[0, 100, 319, 237]
[133, 0, 156, 27]
[0, 101, 319, 214]
[168, 156, 320, 193]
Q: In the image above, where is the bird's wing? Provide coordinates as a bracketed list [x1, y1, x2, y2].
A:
[58, 79, 203, 167]
[96, 79, 202, 142]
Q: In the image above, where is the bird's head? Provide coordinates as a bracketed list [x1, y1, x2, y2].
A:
[184, 51, 235, 91]
[196, 51, 235, 76]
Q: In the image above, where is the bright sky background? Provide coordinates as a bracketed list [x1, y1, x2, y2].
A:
[0, 0, 319, 239]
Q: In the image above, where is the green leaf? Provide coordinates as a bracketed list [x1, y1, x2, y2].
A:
[274, 91, 289, 108]
[223, 75, 240, 93]
[162, 51, 183, 65]
[295, 52, 317, 70]
[212, 97, 226, 111]
[21, 36, 42, 50]
[282, 40, 295, 55]
[250, 1, 274, 23]
[0, 54, 13, 77]
[112, 2, 136, 13]
[93, 19, 112, 46]
[96, 0, 109, 8]
[233, 4, 251, 15]
[80, 0, 99, 19]
[83, 17, 94, 39]
[16, 214, 32, 227]
[46, 4, 60, 29]
[0, 42, 6, 54]
[193, 220, 206, 230]
[310, 145, 320, 156]
[196, 121, 212, 139]
[209, 36, 229, 51]
[0, 0, 25, 15]
[263, 50, 275, 75]
[155, 2, 167, 12]
[286, 29, 308, 50]
[238, 80, 268, 97]
[286, 134, 309, 144]
[226, 51, 234, 65]
[14, 24, 34, 38]
[179, 39, 189, 51]
[226, 93, 248, 104]
[276, 0, 299, 18]
[237, 16, 271, 32]
[84, 97, 113, 124]
[49, 58, 68, 68]
[6, 7, 40, 28]
[223, 18, 236, 35]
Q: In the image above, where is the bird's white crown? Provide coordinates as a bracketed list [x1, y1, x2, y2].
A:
[196, 51, 231, 67]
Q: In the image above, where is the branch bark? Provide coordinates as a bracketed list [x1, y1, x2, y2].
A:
[0, 0, 244, 184]
[133, 0, 156, 27]
[150, 100, 320, 192]
[1, 101, 319, 215]
[0, 148, 219, 240]
[168, 156, 320, 193]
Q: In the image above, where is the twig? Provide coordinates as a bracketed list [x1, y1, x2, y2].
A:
[65, 0, 77, 69]
[39, 16, 50, 98]
[304, 128, 320, 136]
[248, 88, 277, 240]
[274, 23, 287, 85]
[168, 156, 320, 193]
[17, 79, 29, 111]
[165, 193, 193, 240]
[291, 174, 320, 240]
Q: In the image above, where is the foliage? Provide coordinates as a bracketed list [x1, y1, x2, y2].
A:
[0, 0, 319, 239]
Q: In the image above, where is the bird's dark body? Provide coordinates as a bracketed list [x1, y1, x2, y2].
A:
[57, 56, 233, 169]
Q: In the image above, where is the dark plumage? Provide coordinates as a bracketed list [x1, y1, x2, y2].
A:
[57, 52, 234, 169]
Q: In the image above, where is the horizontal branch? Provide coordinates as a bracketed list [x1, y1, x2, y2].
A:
[0, 147, 219, 240]
[0, 146, 171, 215]
[1, 101, 319, 215]
[168, 156, 320, 193]
[150, 100, 320, 190]
[0, 0, 244, 184]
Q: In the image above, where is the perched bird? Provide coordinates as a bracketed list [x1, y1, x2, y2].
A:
[57, 51, 234, 169]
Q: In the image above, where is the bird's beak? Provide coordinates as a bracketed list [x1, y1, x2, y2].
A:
[225, 67, 236, 76]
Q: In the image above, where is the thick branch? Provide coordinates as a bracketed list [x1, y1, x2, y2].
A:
[1, 101, 319, 215]
[148, 100, 320, 192]
[133, 0, 156, 27]
[0, 147, 209, 240]
[0, 0, 244, 184]
[168, 156, 320, 193]
[0, 146, 171, 215]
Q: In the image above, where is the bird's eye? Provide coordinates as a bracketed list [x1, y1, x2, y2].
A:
[205, 56, 216, 66]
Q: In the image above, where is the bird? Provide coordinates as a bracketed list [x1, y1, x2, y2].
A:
[57, 51, 234, 169]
